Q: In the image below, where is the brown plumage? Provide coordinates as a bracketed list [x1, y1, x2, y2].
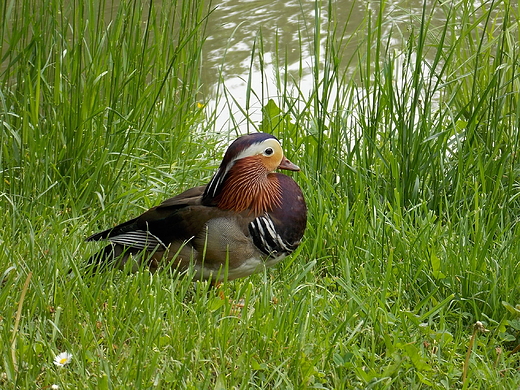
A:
[216, 156, 283, 214]
[86, 132, 307, 282]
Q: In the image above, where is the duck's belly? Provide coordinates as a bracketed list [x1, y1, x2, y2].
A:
[194, 253, 286, 282]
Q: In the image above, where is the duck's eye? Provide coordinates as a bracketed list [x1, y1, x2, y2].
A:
[264, 147, 274, 156]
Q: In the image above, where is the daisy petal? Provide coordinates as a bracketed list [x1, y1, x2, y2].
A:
[53, 351, 72, 367]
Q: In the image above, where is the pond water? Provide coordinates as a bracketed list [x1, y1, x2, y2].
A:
[200, 0, 439, 132]
[0, 0, 448, 133]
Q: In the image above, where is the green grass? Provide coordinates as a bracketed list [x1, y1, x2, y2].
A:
[2, 0, 520, 388]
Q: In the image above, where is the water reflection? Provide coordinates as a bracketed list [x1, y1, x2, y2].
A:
[202, 0, 430, 78]
[203, 0, 318, 77]
[201, 0, 441, 132]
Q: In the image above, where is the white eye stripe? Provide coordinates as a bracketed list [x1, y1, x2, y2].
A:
[234, 139, 281, 161]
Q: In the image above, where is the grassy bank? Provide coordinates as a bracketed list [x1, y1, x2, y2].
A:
[1, 0, 519, 388]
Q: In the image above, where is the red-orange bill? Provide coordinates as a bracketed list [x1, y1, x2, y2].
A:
[278, 156, 300, 171]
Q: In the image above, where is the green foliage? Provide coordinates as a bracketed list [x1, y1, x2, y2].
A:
[1, 0, 520, 388]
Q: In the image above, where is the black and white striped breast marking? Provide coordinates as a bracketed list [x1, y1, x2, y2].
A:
[249, 215, 293, 257]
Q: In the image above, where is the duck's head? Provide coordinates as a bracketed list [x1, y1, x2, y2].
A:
[204, 133, 300, 201]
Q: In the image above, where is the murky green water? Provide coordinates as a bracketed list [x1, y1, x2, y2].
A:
[201, 0, 443, 131]
[202, 0, 429, 79]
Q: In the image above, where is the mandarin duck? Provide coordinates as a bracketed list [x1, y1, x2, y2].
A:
[86, 133, 307, 282]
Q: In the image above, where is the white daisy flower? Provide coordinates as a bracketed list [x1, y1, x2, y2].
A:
[53, 351, 72, 367]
